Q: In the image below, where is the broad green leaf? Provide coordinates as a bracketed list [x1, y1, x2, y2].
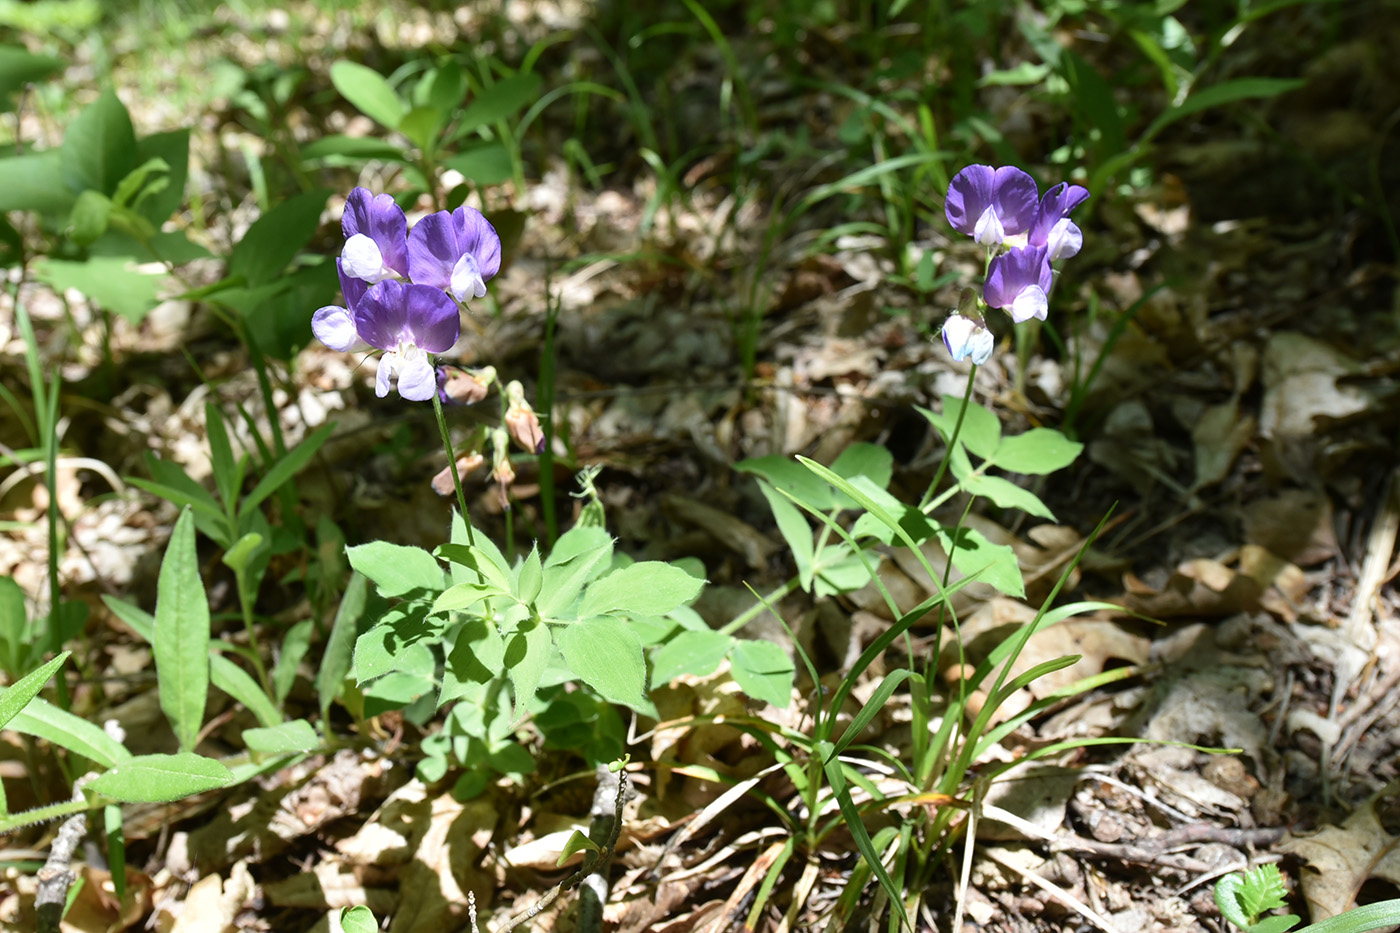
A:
[0, 46, 64, 105]
[728, 640, 794, 708]
[456, 72, 543, 133]
[558, 829, 600, 866]
[346, 541, 443, 598]
[242, 718, 318, 756]
[354, 615, 437, 684]
[829, 442, 893, 491]
[60, 88, 137, 195]
[440, 616, 504, 706]
[0, 652, 68, 731]
[954, 469, 1055, 520]
[537, 539, 614, 619]
[578, 562, 705, 619]
[424, 60, 465, 115]
[558, 616, 647, 709]
[435, 543, 513, 593]
[758, 480, 813, 589]
[299, 134, 405, 162]
[993, 428, 1083, 475]
[0, 151, 74, 213]
[651, 629, 731, 684]
[919, 398, 1001, 460]
[67, 189, 112, 245]
[363, 670, 435, 716]
[86, 753, 232, 803]
[134, 129, 189, 225]
[31, 256, 166, 323]
[433, 582, 502, 613]
[939, 525, 1024, 598]
[317, 572, 367, 719]
[517, 545, 543, 605]
[340, 906, 378, 933]
[442, 143, 513, 186]
[154, 509, 210, 752]
[9, 696, 131, 767]
[504, 618, 552, 721]
[736, 456, 835, 510]
[544, 524, 614, 567]
[227, 188, 331, 287]
[330, 61, 406, 129]
[398, 104, 441, 153]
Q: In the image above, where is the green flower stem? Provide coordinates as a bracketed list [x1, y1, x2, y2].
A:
[432, 386, 475, 547]
[918, 364, 976, 511]
[233, 566, 274, 701]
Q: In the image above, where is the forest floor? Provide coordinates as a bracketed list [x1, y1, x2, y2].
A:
[4, 1, 1400, 932]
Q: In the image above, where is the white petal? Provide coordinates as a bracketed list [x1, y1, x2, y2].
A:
[1046, 219, 1082, 261]
[397, 350, 437, 401]
[969, 328, 995, 365]
[942, 315, 977, 360]
[450, 253, 487, 303]
[1009, 285, 1048, 323]
[973, 206, 1006, 246]
[375, 351, 395, 397]
[312, 305, 357, 351]
[343, 234, 391, 283]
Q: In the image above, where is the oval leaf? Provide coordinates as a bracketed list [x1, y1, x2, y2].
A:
[86, 752, 232, 803]
[330, 61, 406, 129]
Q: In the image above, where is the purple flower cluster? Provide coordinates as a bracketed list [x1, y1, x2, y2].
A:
[940, 165, 1088, 365]
[313, 188, 502, 401]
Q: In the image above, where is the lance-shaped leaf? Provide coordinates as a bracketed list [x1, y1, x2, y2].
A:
[154, 508, 211, 752]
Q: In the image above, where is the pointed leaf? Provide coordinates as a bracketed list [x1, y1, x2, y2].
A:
[154, 509, 210, 752]
[558, 616, 647, 709]
[86, 753, 232, 803]
[0, 652, 69, 731]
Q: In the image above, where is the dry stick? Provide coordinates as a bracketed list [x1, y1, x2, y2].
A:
[497, 769, 628, 933]
[36, 780, 93, 933]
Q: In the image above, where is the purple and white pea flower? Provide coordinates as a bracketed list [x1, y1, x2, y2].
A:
[312, 277, 462, 402]
[408, 205, 502, 304]
[340, 187, 409, 284]
[941, 313, 994, 365]
[984, 245, 1053, 323]
[1029, 182, 1089, 261]
[944, 164, 1039, 247]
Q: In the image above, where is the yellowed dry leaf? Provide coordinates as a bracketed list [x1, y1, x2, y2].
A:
[1278, 798, 1400, 920]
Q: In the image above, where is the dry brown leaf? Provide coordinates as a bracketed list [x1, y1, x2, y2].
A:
[1278, 797, 1400, 920]
[59, 866, 152, 933]
[1192, 397, 1255, 489]
[161, 861, 252, 933]
[1242, 489, 1338, 567]
[387, 795, 496, 933]
[1123, 558, 1262, 618]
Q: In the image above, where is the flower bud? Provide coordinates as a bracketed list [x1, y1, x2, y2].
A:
[437, 365, 495, 405]
[431, 452, 486, 497]
[941, 313, 994, 365]
[491, 427, 515, 509]
[503, 380, 545, 454]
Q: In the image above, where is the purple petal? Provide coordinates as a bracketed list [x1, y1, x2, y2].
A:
[354, 280, 413, 351]
[342, 187, 409, 276]
[945, 165, 997, 236]
[406, 210, 459, 290]
[450, 206, 502, 281]
[1030, 182, 1090, 249]
[990, 167, 1039, 237]
[401, 282, 461, 353]
[984, 246, 1051, 311]
[312, 305, 357, 351]
[945, 165, 1039, 241]
[336, 258, 368, 311]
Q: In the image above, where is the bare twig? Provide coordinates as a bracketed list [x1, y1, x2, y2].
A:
[36, 780, 93, 933]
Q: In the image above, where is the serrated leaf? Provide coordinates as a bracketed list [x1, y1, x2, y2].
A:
[578, 562, 705, 619]
[330, 61, 406, 129]
[558, 617, 647, 709]
[86, 753, 232, 803]
[154, 509, 210, 752]
[242, 718, 318, 756]
[0, 652, 68, 731]
[728, 640, 794, 708]
[347, 541, 443, 597]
